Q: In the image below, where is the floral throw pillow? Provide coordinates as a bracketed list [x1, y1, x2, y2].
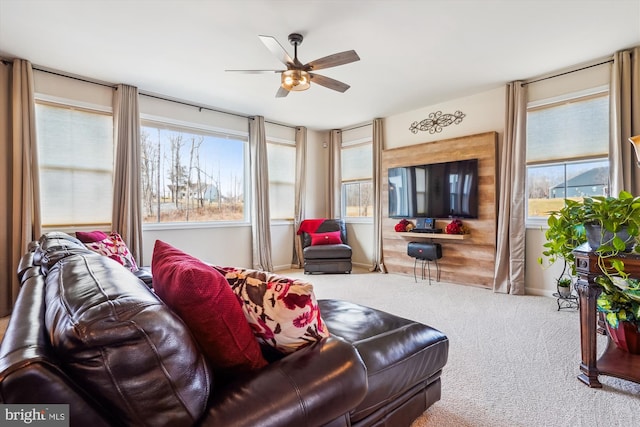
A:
[76, 231, 139, 272]
[213, 266, 330, 354]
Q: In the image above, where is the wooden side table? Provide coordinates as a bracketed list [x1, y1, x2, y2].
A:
[573, 243, 640, 387]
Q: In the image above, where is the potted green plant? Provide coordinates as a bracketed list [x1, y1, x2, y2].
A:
[557, 277, 572, 298]
[539, 191, 640, 272]
[538, 198, 587, 275]
[540, 190, 640, 354]
[582, 191, 640, 256]
[595, 275, 640, 354]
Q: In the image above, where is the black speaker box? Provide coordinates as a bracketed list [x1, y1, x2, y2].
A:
[407, 242, 442, 260]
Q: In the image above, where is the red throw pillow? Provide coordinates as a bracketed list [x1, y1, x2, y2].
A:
[151, 240, 267, 375]
[76, 230, 109, 242]
[310, 231, 342, 246]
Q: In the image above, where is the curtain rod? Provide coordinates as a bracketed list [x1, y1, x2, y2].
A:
[522, 58, 613, 86]
[32, 64, 116, 89]
[29, 63, 295, 129]
[342, 122, 373, 132]
[140, 92, 248, 120]
[246, 115, 297, 129]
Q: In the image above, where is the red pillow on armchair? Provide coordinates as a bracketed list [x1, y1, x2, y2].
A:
[310, 231, 342, 246]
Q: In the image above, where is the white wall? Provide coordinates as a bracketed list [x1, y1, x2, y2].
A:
[525, 228, 566, 297]
[347, 222, 374, 268]
[34, 70, 112, 108]
[384, 86, 506, 149]
[304, 130, 328, 218]
[271, 221, 294, 270]
[142, 225, 251, 267]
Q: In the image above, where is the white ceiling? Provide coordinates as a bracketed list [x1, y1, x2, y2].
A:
[1, 0, 639, 130]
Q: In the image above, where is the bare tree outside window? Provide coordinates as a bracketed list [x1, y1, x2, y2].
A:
[141, 123, 247, 223]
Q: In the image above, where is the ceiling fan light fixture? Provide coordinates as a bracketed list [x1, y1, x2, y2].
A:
[281, 70, 310, 92]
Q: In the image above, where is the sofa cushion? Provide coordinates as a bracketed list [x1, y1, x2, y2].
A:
[303, 243, 352, 260]
[152, 240, 267, 375]
[310, 231, 342, 246]
[44, 252, 211, 427]
[318, 299, 449, 423]
[36, 232, 98, 274]
[214, 266, 330, 354]
[76, 230, 139, 272]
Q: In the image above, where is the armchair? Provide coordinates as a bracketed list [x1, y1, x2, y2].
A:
[298, 218, 352, 274]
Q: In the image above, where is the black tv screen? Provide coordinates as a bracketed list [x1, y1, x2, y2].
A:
[388, 159, 479, 219]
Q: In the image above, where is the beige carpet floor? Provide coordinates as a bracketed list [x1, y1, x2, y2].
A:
[283, 268, 640, 427]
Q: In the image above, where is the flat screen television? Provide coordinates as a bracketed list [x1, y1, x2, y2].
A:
[388, 159, 479, 219]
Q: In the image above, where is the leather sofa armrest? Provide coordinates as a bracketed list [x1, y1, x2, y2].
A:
[200, 337, 368, 427]
[0, 276, 113, 427]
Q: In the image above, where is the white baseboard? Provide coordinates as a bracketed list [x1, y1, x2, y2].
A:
[273, 262, 372, 272]
[526, 287, 557, 298]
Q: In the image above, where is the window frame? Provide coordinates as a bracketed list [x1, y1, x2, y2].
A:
[340, 137, 373, 222]
[525, 86, 610, 229]
[140, 114, 251, 231]
[266, 137, 296, 222]
[35, 95, 114, 230]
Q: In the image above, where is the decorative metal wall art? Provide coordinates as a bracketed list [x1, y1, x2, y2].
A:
[409, 110, 466, 134]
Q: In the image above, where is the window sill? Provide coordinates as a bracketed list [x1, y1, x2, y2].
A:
[526, 217, 549, 230]
[343, 217, 373, 225]
[143, 221, 251, 231]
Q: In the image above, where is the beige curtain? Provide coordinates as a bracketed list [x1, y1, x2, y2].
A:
[327, 129, 342, 218]
[493, 82, 527, 295]
[293, 126, 307, 268]
[0, 59, 42, 316]
[250, 116, 273, 271]
[112, 84, 143, 265]
[371, 118, 386, 272]
[609, 46, 640, 194]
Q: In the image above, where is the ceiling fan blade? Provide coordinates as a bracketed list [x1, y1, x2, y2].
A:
[276, 86, 290, 98]
[225, 69, 284, 74]
[305, 50, 360, 71]
[309, 73, 351, 93]
[259, 35, 294, 66]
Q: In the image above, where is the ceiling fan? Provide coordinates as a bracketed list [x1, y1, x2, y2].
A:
[226, 33, 360, 98]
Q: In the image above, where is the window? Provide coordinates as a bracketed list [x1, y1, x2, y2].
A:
[526, 91, 609, 220]
[341, 140, 373, 218]
[36, 101, 113, 227]
[141, 121, 247, 224]
[267, 140, 295, 220]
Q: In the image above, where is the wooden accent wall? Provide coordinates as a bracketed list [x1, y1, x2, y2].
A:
[382, 131, 498, 288]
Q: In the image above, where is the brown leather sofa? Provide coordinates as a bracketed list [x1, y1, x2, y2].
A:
[0, 232, 449, 427]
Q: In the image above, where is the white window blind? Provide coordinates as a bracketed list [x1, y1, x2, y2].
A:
[36, 102, 113, 227]
[526, 91, 609, 220]
[341, 140, 373, 218]
[527, 94, 609, 163]
[267, 141, 295, 220]
[341, 143, 372, 181]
